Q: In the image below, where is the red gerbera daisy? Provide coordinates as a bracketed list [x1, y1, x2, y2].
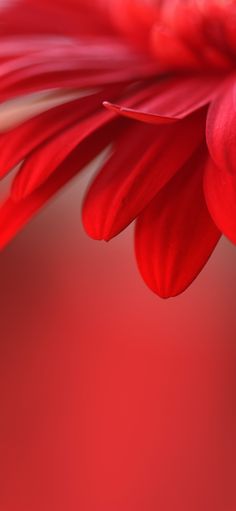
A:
[0, 0, 235, 298]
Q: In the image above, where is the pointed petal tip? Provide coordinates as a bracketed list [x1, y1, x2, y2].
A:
[137, 268, 200, 299]
[103, 100, 121, 114]
[103, 100, 178, 124]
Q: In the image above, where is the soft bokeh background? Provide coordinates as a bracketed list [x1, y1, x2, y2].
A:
[1, 167, 236, 511]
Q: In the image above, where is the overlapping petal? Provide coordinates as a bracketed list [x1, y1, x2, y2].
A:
[0, 0, 234, 299]
[0, 89, 115, 180]
[12, 109, 116, 200]
[135, 146, 221, 298]
[82, 109, 206, 241]
[0, 38, 158, 102]
[0, 122, 117, 249]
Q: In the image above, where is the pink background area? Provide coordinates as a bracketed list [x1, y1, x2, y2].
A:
[1, 171, 236, 511]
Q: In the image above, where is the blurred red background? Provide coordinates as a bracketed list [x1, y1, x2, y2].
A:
[0, 169, 236, 511]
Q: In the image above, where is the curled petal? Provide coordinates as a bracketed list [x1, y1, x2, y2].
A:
[104, 100, 177, 125]
[135, 146, 221, 298]
[104, 74, 221, 124]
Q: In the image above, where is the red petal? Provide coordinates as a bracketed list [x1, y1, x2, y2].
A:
[104, 74, 221, 124]
[204, 156, 236, 244]
[206, 77, 236, 174]
[82, 109, 206, 240]
[150, 24, 202, 70]
[104, 100, 177, 125]
[0, 123, 114, 249]
[0, 89, 114, 180]
[12, 109, 115, 200]
[0, 38, 158, 101]
[152, 1, 234, 71]
[109, 0, 158, 49]
[135, 146, 221, 298]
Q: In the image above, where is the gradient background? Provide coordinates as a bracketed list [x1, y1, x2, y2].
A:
[1, 166, 236, 511]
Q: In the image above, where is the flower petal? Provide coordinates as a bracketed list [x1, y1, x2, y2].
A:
[104, 74, 221, 124]
[0, 88, 84, 132]
[0, 89, 112, 179]
[82, 109, 206, 240]
[151, 24, 202, 70]
[204, 156, 236, 244]
[11, 109, 116, 200]
[0, 122, 114, 249]
[206, 77, 236, 174]
[135, 146, 221, 298]
[0, 37, 158, 102]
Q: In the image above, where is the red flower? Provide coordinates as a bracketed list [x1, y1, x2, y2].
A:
[0, 0, 235, 297]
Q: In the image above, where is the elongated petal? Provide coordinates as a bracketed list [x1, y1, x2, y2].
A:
[12, 109, 115, 200]
[206, 77, 236, 174]
[135, 146, 221, 298]
[204, 157, 236, 244]
[0, 123, 115, 249]
[82, 109, 206, 240]
[103, 100, 177, 125]
[0, 38, 158, 101]
[104, 74, 220, 124]
[0, 88, 84, 132]
[0, 89, 113, 179]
